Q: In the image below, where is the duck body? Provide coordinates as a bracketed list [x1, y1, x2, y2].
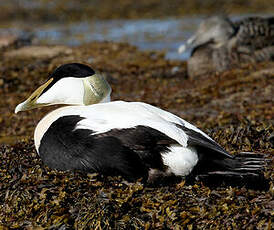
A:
[34, 101, 220, 181]
[15, 63, 267, 185]
[34, 101, 262, 183]
[179, 16, 274, 78]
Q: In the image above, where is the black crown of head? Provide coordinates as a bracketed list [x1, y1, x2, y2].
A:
[50, 63, 95, 80]
[41, 63, 96, 96]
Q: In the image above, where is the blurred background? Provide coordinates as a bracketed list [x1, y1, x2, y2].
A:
[0, 0, 273, 60]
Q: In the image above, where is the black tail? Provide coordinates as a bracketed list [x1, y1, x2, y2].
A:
[192, 152, 270, 190]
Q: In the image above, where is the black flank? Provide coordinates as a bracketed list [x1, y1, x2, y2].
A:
[39, 115, 176, 181]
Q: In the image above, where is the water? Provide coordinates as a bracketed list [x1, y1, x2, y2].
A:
[0, 14, 268, 60]
[0, 17, 203, 60]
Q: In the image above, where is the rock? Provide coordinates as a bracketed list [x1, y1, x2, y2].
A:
[0, 33, 33, 50]
[0, 35, 17, 48]
[4, 45, 73, 59]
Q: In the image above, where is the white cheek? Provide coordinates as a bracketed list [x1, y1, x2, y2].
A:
[37, 77, 84, 105]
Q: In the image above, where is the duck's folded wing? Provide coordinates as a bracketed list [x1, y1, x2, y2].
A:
[235, 17, 274, 49]
[39, 114, 178, 180]
[174, 124, 232, 159]
[134, 103, 233, 159]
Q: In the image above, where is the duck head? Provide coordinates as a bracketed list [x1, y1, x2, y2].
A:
[15, 63, 112, 113]
[178, 16, 236, 54]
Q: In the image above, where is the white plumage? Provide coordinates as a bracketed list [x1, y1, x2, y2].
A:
[37, 77, 85, 105]
[34, 101, 202, 176]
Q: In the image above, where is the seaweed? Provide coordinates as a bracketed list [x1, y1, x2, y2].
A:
[0, 41, 273, 229]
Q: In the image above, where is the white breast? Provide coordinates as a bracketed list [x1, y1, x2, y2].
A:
[34, 106, 76, 153]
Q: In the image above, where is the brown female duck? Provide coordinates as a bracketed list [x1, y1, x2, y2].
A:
[178, 16, 274, 78]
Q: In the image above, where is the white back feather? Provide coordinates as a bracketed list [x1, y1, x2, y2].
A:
[35, 101, 213, 152]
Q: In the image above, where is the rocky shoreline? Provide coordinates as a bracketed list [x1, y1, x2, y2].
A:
[0, 41, 273, 229]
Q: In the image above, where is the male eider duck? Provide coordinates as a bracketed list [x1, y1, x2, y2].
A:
[15, 63, 266, 185]
[178, 16, 274, 78]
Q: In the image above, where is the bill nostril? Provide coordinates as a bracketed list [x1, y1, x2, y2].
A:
[30, 96, 36, 102]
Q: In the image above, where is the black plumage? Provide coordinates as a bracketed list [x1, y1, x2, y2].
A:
[175, 124, 267, 187]
[176, 124, 231, 158]
[39, 115, 267, 186]
[39, 115, 176, 181]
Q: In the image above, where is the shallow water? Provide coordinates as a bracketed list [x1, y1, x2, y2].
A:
[0, 17, 202, 60]
[0, 14, 269, 60]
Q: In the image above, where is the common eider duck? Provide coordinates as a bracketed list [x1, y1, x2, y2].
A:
[15, 63, 266, 185]
[178, 16, 274, 78]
